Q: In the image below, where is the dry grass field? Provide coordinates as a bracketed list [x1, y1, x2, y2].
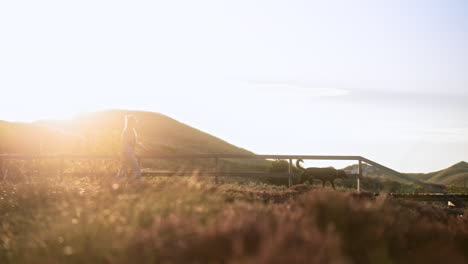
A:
[1, 174, 467, 264]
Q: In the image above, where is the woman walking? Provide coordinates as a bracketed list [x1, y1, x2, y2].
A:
[115, 115, 146, 181]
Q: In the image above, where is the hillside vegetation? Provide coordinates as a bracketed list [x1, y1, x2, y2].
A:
[1, 111, 468, 263]
[0, 175, 467, 264]
[1, 110, 466, 186]
[344, 163, 413, 184]
[345, 162, 468, 187]
[0, 110, 269, 172]
[1, 110, 253, 156]
[407, 161, 468, 187]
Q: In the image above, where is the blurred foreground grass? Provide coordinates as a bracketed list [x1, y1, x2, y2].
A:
[1, 175, 467, 264]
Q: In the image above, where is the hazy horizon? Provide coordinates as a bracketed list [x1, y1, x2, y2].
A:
[1, 0, 467, 173]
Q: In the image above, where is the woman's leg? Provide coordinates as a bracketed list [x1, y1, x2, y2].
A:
[116, 152, 129, 181]
[127, 151, 142, 180]
[115, 163, 126, 180]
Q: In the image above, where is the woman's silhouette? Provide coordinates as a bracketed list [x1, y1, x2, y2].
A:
[115, 115, 146, 181]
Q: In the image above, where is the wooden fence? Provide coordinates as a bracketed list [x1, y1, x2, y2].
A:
[1, 153, 466, 206]
[0, 155, 363, 183]
[0, 153, 430, 191]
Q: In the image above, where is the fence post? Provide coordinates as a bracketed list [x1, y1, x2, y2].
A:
[288, 159, 292, 188]
[357, 159, 362, 193]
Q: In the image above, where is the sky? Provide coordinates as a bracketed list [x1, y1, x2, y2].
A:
[1, 0, 467, 172]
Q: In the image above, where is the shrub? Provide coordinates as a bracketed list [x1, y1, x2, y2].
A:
[0, 175, 467, 264]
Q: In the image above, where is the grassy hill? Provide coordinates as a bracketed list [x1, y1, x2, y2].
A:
[2, 175, 468, 263]
[403, 161, 468, 187]
[1, 110, 466, 182]
[347, 161, 468, 187]
[1, 110, 253, 155]
[421, 161, 468, 186]
[343, 163, 414, 184]
[0, 110, 269, 172]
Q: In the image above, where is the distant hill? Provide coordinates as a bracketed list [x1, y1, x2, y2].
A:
[1, 110, 251, 155]
[408, 161, 468, 186]
[0, 110, 269, 171]
[343, 163, 414, 184]
[2, 110, 466, 180]
[345, 161, 468, 187]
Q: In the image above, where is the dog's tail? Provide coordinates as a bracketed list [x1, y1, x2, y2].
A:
[296, 159, 306, 171]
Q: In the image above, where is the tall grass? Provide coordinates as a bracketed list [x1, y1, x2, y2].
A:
[0, 175, 467, 264]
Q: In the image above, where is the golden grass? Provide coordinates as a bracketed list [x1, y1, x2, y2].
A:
[0, 175, 467, 264]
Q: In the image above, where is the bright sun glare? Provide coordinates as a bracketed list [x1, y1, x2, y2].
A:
[1, 1, 467, 172]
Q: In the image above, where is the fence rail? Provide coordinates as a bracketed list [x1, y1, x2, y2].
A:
[0, 153, 446, 192]
[1, 153, 464, 206]
[0, 154, 362, 160]
[0, 154, 365, 188]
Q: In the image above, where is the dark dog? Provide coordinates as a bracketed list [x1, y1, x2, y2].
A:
[296, 159, 348, 190]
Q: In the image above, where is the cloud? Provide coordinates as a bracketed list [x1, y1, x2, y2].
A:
[396, 126, 468, 143]
[242, 81, 350, 97]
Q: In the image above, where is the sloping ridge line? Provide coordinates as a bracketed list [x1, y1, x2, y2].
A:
[360, 157, 464, 207]
[359, 157, 443, 192]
